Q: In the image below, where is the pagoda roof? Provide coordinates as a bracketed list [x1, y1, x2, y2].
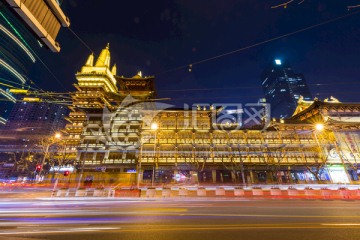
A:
[290, 99, 360, 122]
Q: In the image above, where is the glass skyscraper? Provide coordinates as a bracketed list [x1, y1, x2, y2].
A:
[0, 0, 69, 122]
[0, 2, 38, 120]
[261, 59, 312, 118]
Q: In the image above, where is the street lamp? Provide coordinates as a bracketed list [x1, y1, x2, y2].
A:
[151, 122, 158, 130]
[315, 123, 324, 131]
[77, 141, 89, 189]
[151, 122, 158, 187]
[137, 138, 143, 189]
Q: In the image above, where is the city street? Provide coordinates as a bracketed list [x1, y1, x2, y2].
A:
[1, 198, 360, 240]
[1, 2, 360, 240]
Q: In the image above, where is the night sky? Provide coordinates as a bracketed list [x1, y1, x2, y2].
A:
[30, 0, 360, 107]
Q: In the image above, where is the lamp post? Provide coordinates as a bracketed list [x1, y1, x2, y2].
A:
[136, 140, 143, 189]
[151, 122, 158, 187]
[51, 137, 69, 198]
[77, 142, 89, 189]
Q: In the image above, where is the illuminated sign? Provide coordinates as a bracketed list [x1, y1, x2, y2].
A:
[49, 166, 74, 173]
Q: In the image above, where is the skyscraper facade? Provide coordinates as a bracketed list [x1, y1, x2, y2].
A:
[0, 100, 68, 177]
[261, 59, 312, 118]
[0, 101, 68, 148]
[0, 0, 69, 122]
[6, 101, 68, 134]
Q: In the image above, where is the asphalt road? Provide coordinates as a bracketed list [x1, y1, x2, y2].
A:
[1, 198, 360, 240]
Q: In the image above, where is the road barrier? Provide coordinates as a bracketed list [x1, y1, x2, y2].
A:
[50, 186, 360, 200]
[304, 189, 316, 199]
[104, 188, 114, 197]
[93, 189, 104, 197]
[339, 189, 352, 199]
[320, 189, 332, 199]
[56, 188, 67, 197]
[287, 188, 299, 198]
[75, 188, 86, 197]
[146, 188, 156, 198]
[115, 188, 141, 197]
[179, 188, 188, 197]
[197, 188, 207, 196]
[234, 188, 245, 196]
[270, 188, 282, 196]
[355, 190, 360, 198]
[162, 188, 171, 198]
[215, 187, 225, 196]
[86, 189, 94, 197]
[252, 188, 263, 196]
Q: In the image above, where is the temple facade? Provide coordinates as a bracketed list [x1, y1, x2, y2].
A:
[64, 46, 360, 185]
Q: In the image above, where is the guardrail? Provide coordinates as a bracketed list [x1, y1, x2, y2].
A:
[51, 187, 360, 200]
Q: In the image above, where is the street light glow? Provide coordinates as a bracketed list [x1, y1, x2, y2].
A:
[151, 122, 158, 130]
[54, 132, 62, 139]
[315, 123, 324, 131]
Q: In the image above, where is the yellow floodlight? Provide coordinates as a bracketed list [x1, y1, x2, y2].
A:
[23, 97, 42, 102]
[9, 89, 28, 94]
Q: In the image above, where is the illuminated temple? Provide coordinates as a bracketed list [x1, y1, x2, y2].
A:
[65, 45, 360, 184]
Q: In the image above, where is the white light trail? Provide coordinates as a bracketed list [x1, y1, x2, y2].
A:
[0, 24, 36, 62]
[0, 59, 26, 83]
[0, 117, 6, 124]
[0, 88, 16, 102]
[321, 223, 360, 226]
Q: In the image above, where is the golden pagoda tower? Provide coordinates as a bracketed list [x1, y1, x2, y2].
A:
[65, 44, 118, 162]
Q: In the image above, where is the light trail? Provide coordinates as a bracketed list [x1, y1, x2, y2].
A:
[1, 223, 360, 236]
[0, 88, 16, 102]
[0, 59, 26, 83]
[0, 24, 36, 62]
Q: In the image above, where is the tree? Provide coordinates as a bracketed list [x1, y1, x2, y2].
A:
[295, 130, 332, 183]
[38, 136, 60, 174]
[330, 132, 360, 182]
[16, 151, 36, 175]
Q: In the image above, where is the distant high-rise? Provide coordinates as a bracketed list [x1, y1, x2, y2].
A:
[261, 59, 312, 118]
[0, 1, 70, 122]
[5, 101, 68, 134]
[0, 101, 68, 166]
[0, 101, 68, 154]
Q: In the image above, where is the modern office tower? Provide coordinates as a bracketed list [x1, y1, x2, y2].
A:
[261, 59, 312, 118]
[0, 100, 68, 148]
[0, 0, 70, 122]
[0, 100, 68, 176]
[6, 101, 68, 134]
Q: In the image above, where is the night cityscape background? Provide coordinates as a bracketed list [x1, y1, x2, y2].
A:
[31, 0, 360, 107]
[1, 1, 360, 239]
